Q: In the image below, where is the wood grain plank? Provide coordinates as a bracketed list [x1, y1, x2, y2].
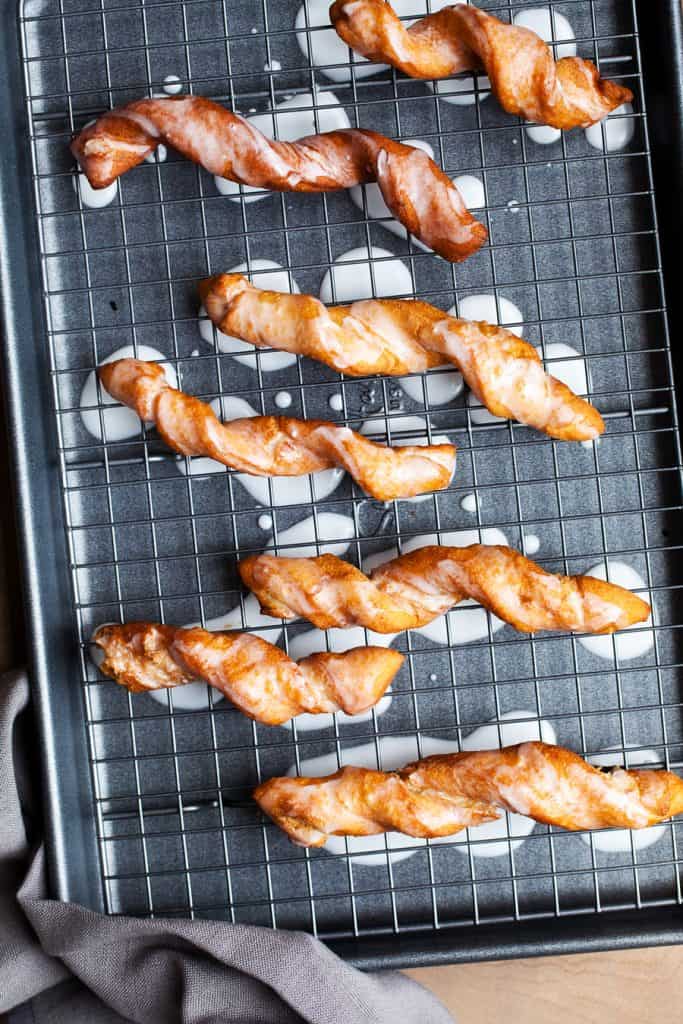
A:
[406, 945, 683, 1023]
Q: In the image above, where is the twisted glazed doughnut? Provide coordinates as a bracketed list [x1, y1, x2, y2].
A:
[200, 273, 604, 441]
[71, 95, 487, 262]
[98, 358, 456, 501]
[239, 544, 651, 635]
[330, 1, 633, 129]
[94, 622, 403, 725]
[254, 740, 683, 845]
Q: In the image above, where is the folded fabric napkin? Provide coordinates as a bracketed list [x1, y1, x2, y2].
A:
[0, 670, 454, 1024]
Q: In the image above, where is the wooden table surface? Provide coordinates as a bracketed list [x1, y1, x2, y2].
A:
[0, 387, 680, 1022]
[408, 945, 683, 1022]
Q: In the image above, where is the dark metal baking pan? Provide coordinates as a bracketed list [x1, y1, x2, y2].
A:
[1, 0, 683, 968]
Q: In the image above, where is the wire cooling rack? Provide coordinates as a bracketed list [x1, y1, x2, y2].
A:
[15, 0, 683, 949]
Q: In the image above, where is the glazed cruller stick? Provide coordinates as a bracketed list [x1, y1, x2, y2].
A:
[330, 0, 633, 130]
[98, 358, 456, 502]
[239, 543, 651, 636]
[255, 741, 683, 847]
[71, 94, 487, 263]
[199, 274, 604, 442]
[94, 622, 403, 726]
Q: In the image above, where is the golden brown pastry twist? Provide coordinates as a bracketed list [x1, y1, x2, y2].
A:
[330, 1, 633, 129]
[200, 273, 604, 441]
[94, 622, 403, 726]
[254, 740, 683, 845]
[71, 95, 487, 262]
[97, 358, 456, 501]
[239, 544, 650, 635]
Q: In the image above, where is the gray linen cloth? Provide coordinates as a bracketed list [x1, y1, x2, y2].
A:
[0, 670, 454, 1024]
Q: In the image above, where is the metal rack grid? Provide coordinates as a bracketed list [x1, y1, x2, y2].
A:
[17, 0, 683, 942]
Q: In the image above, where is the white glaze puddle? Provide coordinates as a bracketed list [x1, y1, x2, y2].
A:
[144, 144, 168, 164]
[175, 394, 345, 506]
[460, 492, 478, 513]
[80, 345, 178, 442]
[522, 533, 540, 557]
[578, 561, 654, 661]
[258, 513, 273, 531]
[125, 513, 356, 712]
[429, 72, 491, 107]
[286, 526, 509, 667]
[319, 245, 414, 303]
[360, 413, 453, 503]
[585, 102, 635, 152]
[453, 173, 486, 210]
[263, 59, 282, 72]
[261, 512, 355, 558]
[542, 341, 589, 394]
[458, 294, 525, 335]
[285, 694, 395, 734]
[214, 91, 350, 200]
[286, 621, 394, 663]
[198, 258, 300, 372]
[295, 0, 371, 82]
[583, 747, 666, 853]
[349, 138, 484, 251]
[287, 711, 556, 865]
[399, 367, 464, 408]
[328, 392, 344, 412]
[512, 7, 576, 60]
[274, 390, 293, 409]
[525, 124, 561, 146]
[162, 74, 183, 95]
[76, 173, 118, 209]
